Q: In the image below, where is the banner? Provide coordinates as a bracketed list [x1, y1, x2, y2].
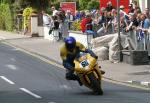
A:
[60, 2, 76, 15]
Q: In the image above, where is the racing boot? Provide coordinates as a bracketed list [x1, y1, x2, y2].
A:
[76, 76, 83, 86]
[66, 72, 83, 86]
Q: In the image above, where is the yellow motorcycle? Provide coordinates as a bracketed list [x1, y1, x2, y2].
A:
[74, 52, 103, 95]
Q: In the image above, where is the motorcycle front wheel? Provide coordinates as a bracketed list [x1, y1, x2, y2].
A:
[88, 73, 103, 95]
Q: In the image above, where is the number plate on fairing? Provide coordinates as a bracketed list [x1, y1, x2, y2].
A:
[80, 60, 90, 69]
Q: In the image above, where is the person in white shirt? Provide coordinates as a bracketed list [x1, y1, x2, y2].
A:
[120, 5, 127, 16]
[42, 10, 51, 26]
[51, 6, 58, 16]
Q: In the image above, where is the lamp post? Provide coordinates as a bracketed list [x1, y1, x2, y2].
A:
[117, 0, 122, 62]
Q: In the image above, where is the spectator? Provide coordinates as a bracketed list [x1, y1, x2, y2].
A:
[106, 1, 114, 12]
[132, 1, 139, 10]
[134, 8, 141, 16]
[98, 8, 107, 25]
[75, 10, 81, 20]
[57, 11, 67, 40]
[136, 13, 142, 25]
[128, 4, 135, 14]
[137, 13, 150, 50]
[144, 8, 150, 19]
[111, 9, 118, 32]
[51, 15, 59, 30]
[120, 5, 127, 16]
[97, 10, 107, 36]
[66, 10, 74, 30]
[49, 15, 60, 40]
[105, 12, 113, 33]
[140, 14, 150, 29]
[132, 1, 141, 13]
[42, 10, 51, 27]
[80, 12, 93, 33]
[51, 6, 58, 16]
[93, 10, 100, 24]
[126, 13, 139, 32]
[80, 11, 86, 19]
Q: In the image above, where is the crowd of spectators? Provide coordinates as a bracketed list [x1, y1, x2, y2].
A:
[78, 1, 150, 37]
[42, 1, 150, 47]
[73, 1, 150, 51]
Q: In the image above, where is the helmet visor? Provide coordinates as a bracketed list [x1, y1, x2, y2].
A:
[66, 42, 75, 51]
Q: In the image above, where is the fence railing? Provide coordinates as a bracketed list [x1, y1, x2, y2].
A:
[122, 29, 150, 55]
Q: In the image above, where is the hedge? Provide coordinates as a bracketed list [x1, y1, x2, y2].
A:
[0, 3, 13, 31]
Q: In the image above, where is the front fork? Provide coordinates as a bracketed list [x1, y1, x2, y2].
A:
[85, 64, 102, 84]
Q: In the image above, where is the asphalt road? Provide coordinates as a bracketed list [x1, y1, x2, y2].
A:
[0, 43, 150, 103]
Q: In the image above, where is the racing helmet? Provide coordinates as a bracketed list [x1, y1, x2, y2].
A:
[65, 36, 76, 51]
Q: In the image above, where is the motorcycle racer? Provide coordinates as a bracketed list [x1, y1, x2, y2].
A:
[60, 36, 105, 86]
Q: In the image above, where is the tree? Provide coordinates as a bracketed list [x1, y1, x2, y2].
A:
[79, 0, 89, 10]
[18, 0, 49, 10]
[78, 0, 100, 10]
[87, 0, 99, 10]
[0, 0, 15, 4]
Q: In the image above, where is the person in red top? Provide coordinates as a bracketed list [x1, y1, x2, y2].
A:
[80, 13, 93, 33]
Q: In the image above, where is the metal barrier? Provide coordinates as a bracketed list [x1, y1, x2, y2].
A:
[126, 30, 150, 55]
[85, 30, 95, 49]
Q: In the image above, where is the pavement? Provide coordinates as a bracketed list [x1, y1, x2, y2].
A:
[0, 30, 150, 88]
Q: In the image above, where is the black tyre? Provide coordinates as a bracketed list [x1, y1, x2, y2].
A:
[88, 73, 103, 95]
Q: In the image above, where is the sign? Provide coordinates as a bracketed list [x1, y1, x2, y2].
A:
[60, 2, 76, 15]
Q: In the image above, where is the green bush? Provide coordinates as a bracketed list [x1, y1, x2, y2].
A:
[0, 5, 4, 30]
[0, 15, 5, 30]
[0, 3, 13, 31]
[4, 4, 13, 31]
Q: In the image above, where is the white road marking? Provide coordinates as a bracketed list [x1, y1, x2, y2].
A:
[0, 76, 15, 84]
[20, 88, 42, 99]
[5, 64, 17, 70]
[48, 102, 56, 103]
